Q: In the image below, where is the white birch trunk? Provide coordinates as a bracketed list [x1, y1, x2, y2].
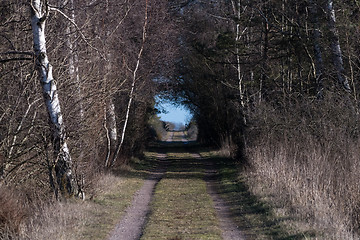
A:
[105, 99, 117, 167]
[66, 3, 83, 119]
[309, 0, 324, 98]
[105, 54, 117, 148]
[107, 100, 118, 144]
[31, 0, 74, 197]
[231, 0, 246, 124]
[231, 1, 243, 103]
[103, 0, 118, 167]
[104, 99, 117, 168]
[111, 44, 142, 167]
[66, 0, 85, 198]
[326, 0, 351, 91]
[110, 0, 148, 166]
[104, 55, 118, 167]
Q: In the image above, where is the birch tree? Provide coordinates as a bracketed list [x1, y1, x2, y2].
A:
[231, 0, 246, 109]
[110, 0, 149, 167]
[104, 99, 117, 167]
[326, 0, 351, 91]
[30, 0, 74, 197]
[260, 2, 270, 102]
[309, 0, 324, 98]
[66, 0, 83, 119]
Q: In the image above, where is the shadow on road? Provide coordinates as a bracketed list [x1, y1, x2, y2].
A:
[114, 134, 316, 240]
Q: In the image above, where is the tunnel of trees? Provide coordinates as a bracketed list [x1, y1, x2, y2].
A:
[2, 0, 360, 237]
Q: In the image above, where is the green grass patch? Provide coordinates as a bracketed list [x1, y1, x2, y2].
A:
[141, 152, 222, 240]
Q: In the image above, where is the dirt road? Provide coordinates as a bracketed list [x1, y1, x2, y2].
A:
[107, 131, 244, 240]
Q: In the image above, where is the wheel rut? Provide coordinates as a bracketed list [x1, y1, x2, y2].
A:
[107, 153, 168, 240]
[107, 132, 174, 240]
[192, 153, 246, 240]
[108, 131, 245, 240]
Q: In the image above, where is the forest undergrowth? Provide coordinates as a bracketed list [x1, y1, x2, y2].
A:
[0, 162, 148, 240]
[244, 96, 360, 239]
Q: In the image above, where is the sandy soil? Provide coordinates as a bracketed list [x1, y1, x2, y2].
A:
[107, 152, 168, 240]
[200, 153, 246, 240]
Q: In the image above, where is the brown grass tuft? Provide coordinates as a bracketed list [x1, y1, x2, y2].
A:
[167, 237, 183, 240]
[245, 97, 360, 239]
[0, 185, 27, 236]
[22, 200, 88, 240]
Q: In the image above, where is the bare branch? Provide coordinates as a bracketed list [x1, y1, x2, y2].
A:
[0, 58, 33, 63]
[30, 1, 39, 16]
[49, 6, 107, 60]
[108, 2, 135, 39]
[0, 51, 34, 56]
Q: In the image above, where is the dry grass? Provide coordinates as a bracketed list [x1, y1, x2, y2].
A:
[245, 99, 360, 239]
[22, 171, 144, 240]
[0, 186, 27, 239]
[77, 172, 145, 240]
[22, 200, 88, 240]
[198, 148, 316, 239]
[246, 138, 360, 239]
[0, 166, 146, 240]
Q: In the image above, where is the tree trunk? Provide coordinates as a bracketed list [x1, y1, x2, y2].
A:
[107, 100, 118, 147]
[231, 0, 247, 124]
[326, 0, 351, 91]
[260, 2, 270, 102]
[66, 0, 83, 119]
[260, 20, 269, 102]
[309, 0, 325, 98]
[103, 1, 119, 167]
[104, 99, 117, 167]
[110, 0, 149, 167]
[111, 76, 136, 166]
[31, 0, 74, 197]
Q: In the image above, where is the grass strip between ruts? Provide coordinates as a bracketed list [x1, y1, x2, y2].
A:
[141, 151, 222, 240]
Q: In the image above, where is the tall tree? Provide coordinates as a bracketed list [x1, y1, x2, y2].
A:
[110, 0, 149, 167]
[103, 0, 119, 168]
[231, 0, 246, 120]
[30, 0, 74, 197]
[326, 0, 351, 91]
[309, 0, 325, 98]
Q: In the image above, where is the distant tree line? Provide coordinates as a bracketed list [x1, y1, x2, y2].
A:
[168, 0, 360, 151]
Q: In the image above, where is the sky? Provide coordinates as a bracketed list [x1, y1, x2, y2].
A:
[156, 100, 192, 126]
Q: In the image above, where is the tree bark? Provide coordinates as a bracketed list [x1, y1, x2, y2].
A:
[260, 2, 270, 102]
[110, 0, 149, 167]
[31, 0, 74, 197]
[66, 0, 83, 119]
[326, 0, 351, 92]
[260, 21, 269, 102]
[231, 0, 247, 124]
[104, 99, 117, 168]
[309, 0, 325, 98]
[103, 1, 118, 167]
